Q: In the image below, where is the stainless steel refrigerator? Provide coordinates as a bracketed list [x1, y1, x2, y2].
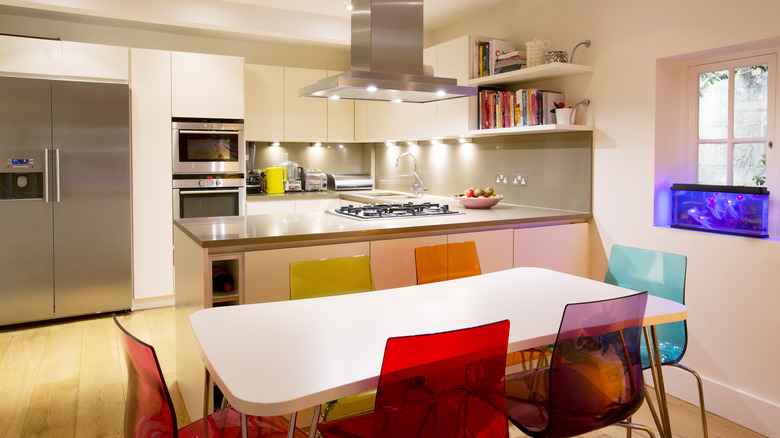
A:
[0, 77, 132, 326]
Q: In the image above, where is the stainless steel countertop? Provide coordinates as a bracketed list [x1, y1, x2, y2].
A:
[176, 192, 590, 251]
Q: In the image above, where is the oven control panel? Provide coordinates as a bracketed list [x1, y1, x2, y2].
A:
[199, 178, 223, 187]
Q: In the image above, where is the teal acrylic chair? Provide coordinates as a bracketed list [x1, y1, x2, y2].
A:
[604, 244, 708, 438]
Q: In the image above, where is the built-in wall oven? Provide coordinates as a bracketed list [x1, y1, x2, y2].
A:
[172, 118, 246, 219]
[173, 175, 245, 219]
[172, 118, 245, 174]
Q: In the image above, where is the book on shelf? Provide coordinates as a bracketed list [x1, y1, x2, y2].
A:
[472, 38, 521, 78]
[478, 88, 565, 130]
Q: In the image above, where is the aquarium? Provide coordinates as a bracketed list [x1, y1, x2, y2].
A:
[671, 184, 770, 238]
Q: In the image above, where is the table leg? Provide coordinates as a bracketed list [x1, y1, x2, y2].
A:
[643, 325, 673, 438]
[286, 411, 298, 438]
[203, 370, 211, 419]
[309, 404, 321, 438]
[241, 412, 248, 438]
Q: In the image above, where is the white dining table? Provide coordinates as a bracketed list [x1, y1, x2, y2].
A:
[190, 267, 686, 437]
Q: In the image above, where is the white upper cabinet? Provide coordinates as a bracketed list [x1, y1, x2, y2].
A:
[245, 64, 285, 142]
[0, 35, 62, 77]
[436, 35, 477, 137]
[408, 46, 439, 140]
[62, 41, 128, 81]
[284, 67, 327, 142]
[171, 52, 245, 119]
[327, 70, 355, 143]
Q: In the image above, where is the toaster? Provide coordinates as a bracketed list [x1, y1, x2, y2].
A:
[303, 169, 328, 191]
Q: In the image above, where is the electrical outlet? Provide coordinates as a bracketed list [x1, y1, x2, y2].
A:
[494, 173, 508, 184]
[511, 174, 527, 187]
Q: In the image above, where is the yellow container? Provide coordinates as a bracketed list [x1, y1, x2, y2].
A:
[265, 166, 286, 194]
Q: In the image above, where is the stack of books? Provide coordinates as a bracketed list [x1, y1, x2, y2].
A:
[479, 89, 565, 129]
[494, 50, 527, 74]
[473, 38, 517, 77]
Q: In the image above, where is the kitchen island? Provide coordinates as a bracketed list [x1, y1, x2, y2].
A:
[174, 191, 590, 419]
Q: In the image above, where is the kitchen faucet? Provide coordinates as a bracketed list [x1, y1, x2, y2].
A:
[395, 152, 426, 197]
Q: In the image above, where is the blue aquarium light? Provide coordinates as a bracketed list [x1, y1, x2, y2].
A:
[671, 184, 770, 238]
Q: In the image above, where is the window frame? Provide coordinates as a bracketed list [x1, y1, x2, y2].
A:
[687, 53, 779, 237]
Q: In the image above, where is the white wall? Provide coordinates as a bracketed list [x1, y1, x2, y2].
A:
[434, 1, 780, 435]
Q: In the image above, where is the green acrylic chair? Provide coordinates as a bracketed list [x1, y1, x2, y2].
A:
[289, 255, 377, 423]
[289, 255, 374, 300]
[604, 244, 708, 438]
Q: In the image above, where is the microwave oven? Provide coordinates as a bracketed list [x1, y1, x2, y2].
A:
[172, 118, 244, 174]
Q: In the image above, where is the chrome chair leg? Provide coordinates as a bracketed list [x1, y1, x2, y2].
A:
[309, 405, 321, 438]
[667, 363, 709, 438]
[617, 421, 657, 438]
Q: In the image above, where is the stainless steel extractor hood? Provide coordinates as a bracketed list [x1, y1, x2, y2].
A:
[299, 0, 477, 104]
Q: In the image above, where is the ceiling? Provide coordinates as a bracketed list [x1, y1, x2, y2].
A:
[0, 0, 506, 46]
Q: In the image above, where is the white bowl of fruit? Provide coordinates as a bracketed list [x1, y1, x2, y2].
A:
[452, 187, 503, 209]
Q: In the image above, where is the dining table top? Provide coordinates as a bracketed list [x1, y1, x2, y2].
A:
[189, 267, 687, 417]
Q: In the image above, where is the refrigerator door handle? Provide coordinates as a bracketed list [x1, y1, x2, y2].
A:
[44, 149, 49, 203]
[55, 149, 61, 203]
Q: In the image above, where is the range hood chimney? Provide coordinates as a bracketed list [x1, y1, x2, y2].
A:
[298, 0, 477, 104]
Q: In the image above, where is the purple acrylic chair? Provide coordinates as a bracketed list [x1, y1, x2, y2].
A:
[318, 320, 510, 438]
[114, 314, 307, 438]
[505, 292, 656, 437]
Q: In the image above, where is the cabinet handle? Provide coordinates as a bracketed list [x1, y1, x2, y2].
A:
[55, 149, 61, 203]
[178, 130, 240, 135]
[180, 189, 241, 195]
[43, 149, 49, 203]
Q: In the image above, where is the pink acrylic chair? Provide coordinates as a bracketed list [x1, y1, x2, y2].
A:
[318, 319, 511, 438]
[114, 314, 307, 438]
[505, 292, 656, 437]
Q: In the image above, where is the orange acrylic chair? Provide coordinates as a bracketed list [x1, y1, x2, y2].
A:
[318, 320, 511, 438]
[505, 292, 655, 438]
[414, 241, 481, 285]
[114, 314, 307, 438]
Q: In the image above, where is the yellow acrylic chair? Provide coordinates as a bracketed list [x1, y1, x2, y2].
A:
[289, 254, 374, 300]
[289, 255, 377, 423]
[414, 241, 481, 284]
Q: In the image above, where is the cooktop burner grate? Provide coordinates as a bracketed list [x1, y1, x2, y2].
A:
[332, 202, 463, 220]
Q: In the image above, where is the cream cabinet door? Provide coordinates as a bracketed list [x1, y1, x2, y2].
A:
[327, 70, 355, 142]
[130, 48, 173, 300]
[370, 235, 447, 290]
[436, 35, 477, 137]
[513, 222, 589, 277]
[246, 199, 296, 215]
[0, 35, 61, 77]
[171, 51, 245, 119]
[295, 198, 341, 213]
[245, 64, 285, 141]
[244, 242, 370, 304]
[284, 67, 327, 142]
[62, 42, 128, 81]
[409, 46, 438, 139]
[448, 229, 514, 274]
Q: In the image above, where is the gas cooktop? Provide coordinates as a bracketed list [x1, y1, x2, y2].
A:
[332, 202, 463, 220]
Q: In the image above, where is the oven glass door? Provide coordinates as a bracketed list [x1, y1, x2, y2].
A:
[173, 130, 243, 173]
[174, 187, 245, 219]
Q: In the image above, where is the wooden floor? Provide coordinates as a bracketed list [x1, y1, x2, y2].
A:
[0, 307, 766, 438]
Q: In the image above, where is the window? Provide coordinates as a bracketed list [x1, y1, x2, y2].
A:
[689, 55, 775, 187]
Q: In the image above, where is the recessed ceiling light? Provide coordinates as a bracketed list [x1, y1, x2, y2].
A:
[366, 85, 378, 92]
[345, 4, 353, 11]
[436, 90, 446, 97]
[330, 95, 341, 100]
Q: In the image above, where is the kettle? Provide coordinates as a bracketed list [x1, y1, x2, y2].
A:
[265, 166, 286, 194]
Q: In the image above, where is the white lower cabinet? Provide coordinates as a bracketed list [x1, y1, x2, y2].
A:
[513, 222, 589, 277]
[244, 242, 370, 304]
[369, 235, 447, 290]
[246, 198, 296, 215]
[448, 229, 514, 274]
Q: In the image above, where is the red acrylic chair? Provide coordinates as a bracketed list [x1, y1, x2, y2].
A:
[318, 320, 511, 438]
[414, 241, 481, 285]
[505, 292, 656, 438]
[113, 314, 307, 438]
